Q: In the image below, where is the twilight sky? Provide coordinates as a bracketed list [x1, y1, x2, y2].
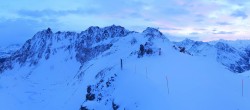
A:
[0, 0, 249, 46]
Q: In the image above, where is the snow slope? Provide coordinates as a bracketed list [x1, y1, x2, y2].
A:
[78, 32, 250, 110]
[0, 26, 250, 110]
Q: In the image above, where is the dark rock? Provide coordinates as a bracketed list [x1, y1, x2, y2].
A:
[87, 85, 92, 93]
[86, 93, 95, 101]
[80, 105, 88, 110]
[112, 101, 119, 110]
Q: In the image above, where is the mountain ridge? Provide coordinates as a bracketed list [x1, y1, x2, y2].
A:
[1, 25, 250, 73]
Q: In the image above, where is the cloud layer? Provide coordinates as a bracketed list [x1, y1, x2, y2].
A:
[0, 0, 249, 46]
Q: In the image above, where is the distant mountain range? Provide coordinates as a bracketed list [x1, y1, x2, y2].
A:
[0, 44, 21, 58]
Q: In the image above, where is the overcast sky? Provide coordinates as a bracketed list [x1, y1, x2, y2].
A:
[0, 0, 249, 46]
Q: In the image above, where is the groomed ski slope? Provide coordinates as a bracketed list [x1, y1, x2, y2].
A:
[0, 33, 250, 110]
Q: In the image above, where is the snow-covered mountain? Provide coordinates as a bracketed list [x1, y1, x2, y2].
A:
[210, 39, 250, 51]
[0, 25, 250, 110]
[0, 44, 21, 58]
[174, 39, 250, 73]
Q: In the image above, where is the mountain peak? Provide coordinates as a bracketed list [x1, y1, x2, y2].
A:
[106, 24, 123, 28]
[143, 27, 161, 34]
[41, 27, 53, 34]
[142, 27, 167, 41]
[182, 38, 195, 43]
[31, 28, 53, 40]
[103, 25, 127, 32]
[215, 41, 230, 48]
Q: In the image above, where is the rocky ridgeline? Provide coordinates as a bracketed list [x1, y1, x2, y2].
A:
[1, 25, 250, 73]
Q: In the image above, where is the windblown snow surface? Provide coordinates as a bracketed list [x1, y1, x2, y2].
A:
[0, 27, 250, 110]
